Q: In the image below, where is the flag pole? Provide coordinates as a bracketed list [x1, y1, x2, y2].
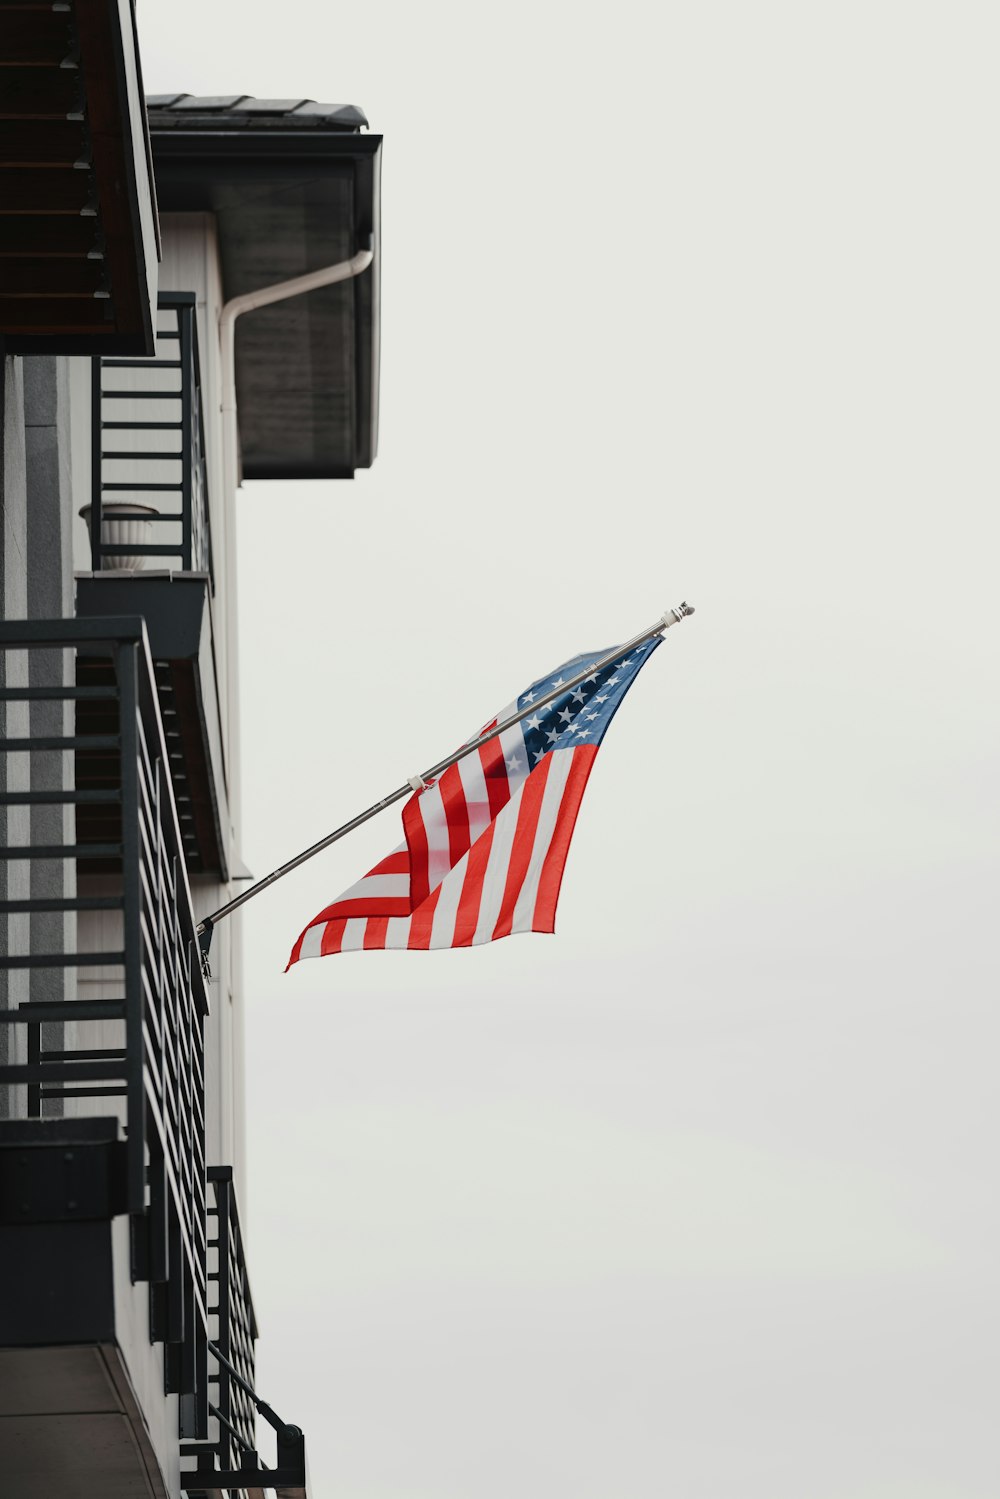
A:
[196, 602, 694, 969]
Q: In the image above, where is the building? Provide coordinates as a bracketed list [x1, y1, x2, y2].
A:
[0, 9, 382, 1497]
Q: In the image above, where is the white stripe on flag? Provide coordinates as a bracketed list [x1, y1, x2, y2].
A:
[339, 918, 368, 952]
[416, 782, 452, 893]
[473, 781, 526, 944]
[428, 846, 468, 948]
[510, 748, 574, 933]
[334, 873, 410, 902]
[457, 748, 492, 847]
[383, 916, 413, 949]
[299, 923, 325, 960]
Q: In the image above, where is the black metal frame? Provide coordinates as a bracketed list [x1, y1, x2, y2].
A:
[181, 1168, 258, 1473]
[0, 615, 211, 1437]
[90, 292, 214, 580]
[181, 1168, 309, 1492]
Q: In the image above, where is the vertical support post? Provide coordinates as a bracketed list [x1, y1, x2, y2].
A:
[26, 1019, 40, 1118]
[117, 640, 145, 1216]
[90, 357, 103, 572]
[194, 1300, 209, 1441]
[179, 304, 193, 572]
[215, 1172, 232, 1463]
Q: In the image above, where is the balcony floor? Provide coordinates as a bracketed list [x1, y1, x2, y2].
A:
[0, 1345, 170, 1499]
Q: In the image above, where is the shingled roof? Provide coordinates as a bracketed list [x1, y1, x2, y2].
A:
[146, 95, 368, 130]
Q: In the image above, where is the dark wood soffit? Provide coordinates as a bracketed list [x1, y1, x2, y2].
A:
[0, 0, 156, 352]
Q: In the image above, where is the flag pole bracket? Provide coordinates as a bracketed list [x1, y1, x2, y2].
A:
[197, 917, 214, 980]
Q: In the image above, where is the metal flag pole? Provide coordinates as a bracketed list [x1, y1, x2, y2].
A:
[197, 602, 695, 969]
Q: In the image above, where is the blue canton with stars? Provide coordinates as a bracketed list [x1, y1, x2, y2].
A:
[515, 636, 663, 767]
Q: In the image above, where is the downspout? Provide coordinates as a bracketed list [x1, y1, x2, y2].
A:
[217, 244, 374, 844]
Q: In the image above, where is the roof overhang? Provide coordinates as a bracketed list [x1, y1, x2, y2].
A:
[148, 111, 381, 480]
[0, 0, 159, 355]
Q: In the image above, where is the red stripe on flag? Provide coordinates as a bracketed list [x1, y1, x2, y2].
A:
[316, 896, 411, 919]
[285, 929, 307, 972]
[320, 919, 347, 956]
[532, 746, 598, 933]
[440, 764, 473, 869]
[452, 821, 497, 948]
[403, 789, 431, 909]
[491, 755, 552, 940]
[364, 917, 389, 950]
[407, 883, 442, 949]
[370, 850, 409, 876]
[479, 737, 510, 821]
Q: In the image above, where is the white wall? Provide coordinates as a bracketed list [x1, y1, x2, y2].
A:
[159, 214, 247, 1207]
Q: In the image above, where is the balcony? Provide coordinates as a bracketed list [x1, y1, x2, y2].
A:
[85, 294, 212, 578]
[182, 1168, 310, 1498]
[76, 294, 229, 880]
[0, 616, 211, 1493]
[0, 616, 307, 1499]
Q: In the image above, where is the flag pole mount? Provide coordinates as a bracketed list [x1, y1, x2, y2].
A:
[196, 602, 695, 976]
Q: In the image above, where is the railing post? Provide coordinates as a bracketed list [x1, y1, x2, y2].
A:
[215, 1172, 232, 1463]
[179, 303, 194, 572]
[117, 640, 146, 1216]
[90, 357, 103, 572]
[26, 1019, 40, 1118]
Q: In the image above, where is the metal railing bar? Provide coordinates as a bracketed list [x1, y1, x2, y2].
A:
[13, 999, 126, 1022]
[0, 621, 145, 645]
[0, 843, 122, 859]
[39, 1086, 128, 1099]
[0, 685, 117, 700]
[0, 1061, 129, 1083]
[100, 388, 182, 399]
[0, 895, 123, 913]
[206, 1344, 279, 1435]
[0, 734, 120, 751]
[101, 451, 182, 460]
[100, 420, 184, 429]
[0, 951, 126, 969]
[42, 1048, 128, 1062]
[0, 789, 121, 804]
[98, 544, 190, 557]
[142, 998, 163, 1050]
[180, 302, 193, 571]
[207, 1402, 256, 1456]
[100, 483, 183, 492]
[116, 640, 147, 1218]
[90, 356, 102, 568]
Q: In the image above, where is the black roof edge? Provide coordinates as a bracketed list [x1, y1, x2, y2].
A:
[147, 129, 382, 160]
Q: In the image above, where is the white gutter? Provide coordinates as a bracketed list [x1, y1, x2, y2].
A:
[217, 246, 374, 845]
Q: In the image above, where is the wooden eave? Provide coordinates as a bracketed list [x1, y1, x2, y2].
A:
[0, 0, 158, 354]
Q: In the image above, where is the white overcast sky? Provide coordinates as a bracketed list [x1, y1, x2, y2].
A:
[141, 4, 998, 1496]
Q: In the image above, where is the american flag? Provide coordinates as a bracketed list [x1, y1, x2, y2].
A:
[286, 636, 662, 964]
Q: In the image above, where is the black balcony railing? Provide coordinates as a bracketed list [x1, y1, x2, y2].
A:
[0, 616, 211, 1438]
[181, 1167, 261, 1492]
[90, 292, 214, 580]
